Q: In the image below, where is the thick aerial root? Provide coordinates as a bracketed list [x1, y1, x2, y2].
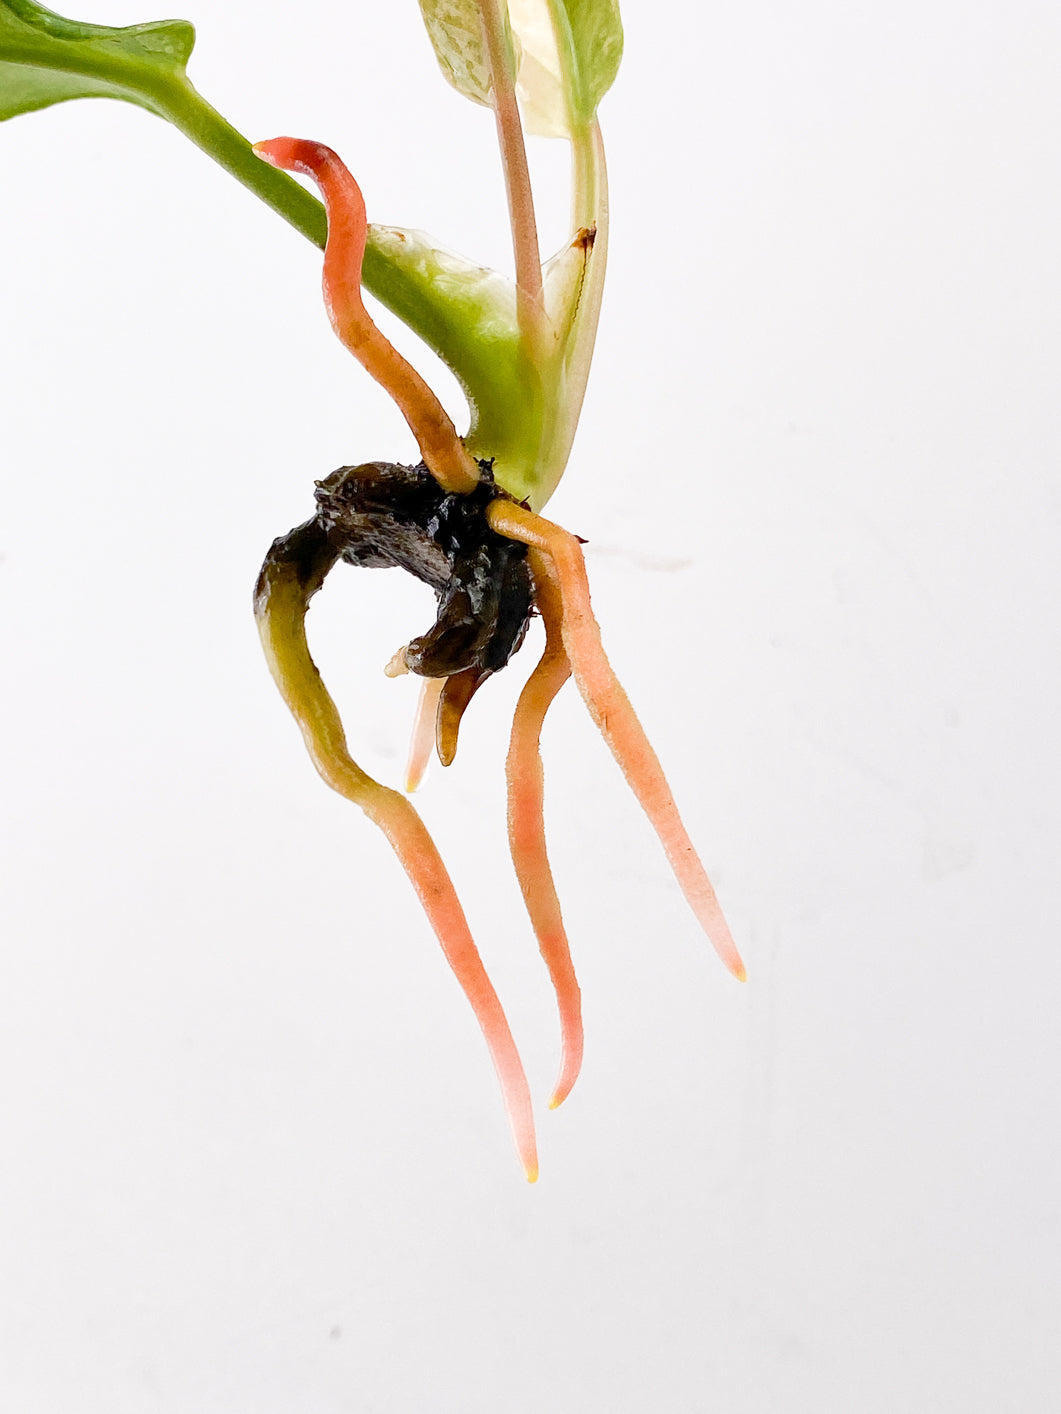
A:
[255, 525, 538, 1181]
[254, 138, 479, 496]
[487, 500, 747, 984]
[505, 568, 582, 1108]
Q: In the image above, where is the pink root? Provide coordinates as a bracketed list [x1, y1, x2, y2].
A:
[367, 788, 539, 1181]
[487, 501, 747, 984]
[505, 569, 581, 1108]
[255, 536, 538, 1180]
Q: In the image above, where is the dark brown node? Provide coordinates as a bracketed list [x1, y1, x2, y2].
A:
[256, 459, 536, 762]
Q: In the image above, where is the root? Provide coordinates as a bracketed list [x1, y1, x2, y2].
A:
[506, 567, 582, 1107]
[487, 500, 746, 984]
[254, 139, 479, 495]
[405, 677, 445, 792]
[254, 521, 538, 1180]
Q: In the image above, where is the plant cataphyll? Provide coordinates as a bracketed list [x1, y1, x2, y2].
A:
[1, 0, 745, 1179]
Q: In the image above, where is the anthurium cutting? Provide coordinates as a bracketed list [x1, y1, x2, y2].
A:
[1, 0, 745, 1180]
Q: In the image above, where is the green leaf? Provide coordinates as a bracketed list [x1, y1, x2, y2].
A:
[509, 0, 622, 136]
[417, 0, 518, 109]
[550, 0, 622, 130]
[0, 0, 195, 121]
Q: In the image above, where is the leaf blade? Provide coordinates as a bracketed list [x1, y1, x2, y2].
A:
[509, 0, 623, 136]
[416, 0, 518, 108]
[0, 1, 196, 120]
[551, 0, 623, 129]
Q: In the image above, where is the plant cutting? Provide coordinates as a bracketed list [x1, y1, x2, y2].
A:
[1, 0, 746, 1180]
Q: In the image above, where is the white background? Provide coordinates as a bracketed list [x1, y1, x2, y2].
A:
[2, 1, 1060, 1409]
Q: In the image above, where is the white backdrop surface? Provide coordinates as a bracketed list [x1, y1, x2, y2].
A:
[1, 1, 1059, 1410]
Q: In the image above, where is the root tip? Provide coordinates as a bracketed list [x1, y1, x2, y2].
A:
[547, 1080, 574, 1110]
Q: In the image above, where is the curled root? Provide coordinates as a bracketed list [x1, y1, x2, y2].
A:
[254, 138, 479, 496]
[254, 520, 538, 1181]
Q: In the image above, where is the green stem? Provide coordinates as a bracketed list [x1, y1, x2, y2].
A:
[572, 117, 605, 236]
[152, 74, 484, 332]
[532, 119, 608, 509]
[157, 74, 327, 247]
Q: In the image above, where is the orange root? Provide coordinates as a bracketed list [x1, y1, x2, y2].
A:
[366, 789, 539, 1181]
[254, 138, 479, 496]
[506, 568, 581, 1108]
[255, 528, 537, 1180]
[488, 501, 746, 983]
